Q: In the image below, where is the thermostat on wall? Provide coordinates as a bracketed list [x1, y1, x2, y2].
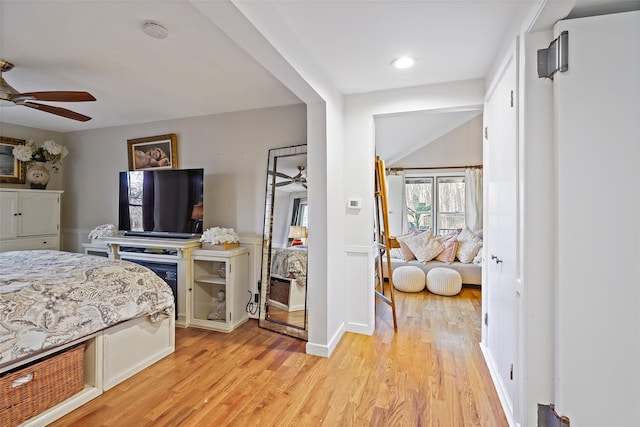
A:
[347, 198, 362, 209]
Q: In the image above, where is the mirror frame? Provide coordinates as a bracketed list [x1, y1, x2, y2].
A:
[258, 144, 308, 340]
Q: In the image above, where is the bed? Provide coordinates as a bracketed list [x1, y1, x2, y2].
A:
[0, 250, 176, 425]
[269, 247, 307, 311]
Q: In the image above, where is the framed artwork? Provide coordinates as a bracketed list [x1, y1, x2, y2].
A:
[0, 136, 26, 184]
[127, 134, 177, 171]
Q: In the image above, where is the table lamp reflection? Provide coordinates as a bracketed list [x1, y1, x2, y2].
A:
[191, 203, 203, 233]
[288, 225, 307, 246]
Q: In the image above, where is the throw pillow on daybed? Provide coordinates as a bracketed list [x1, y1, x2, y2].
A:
[435, 240, 458, 263]
[391, 230, 421, 261]
[403, 229, 444, 263]
[435, 230, 461, 263]
[456, 226, 483, 263]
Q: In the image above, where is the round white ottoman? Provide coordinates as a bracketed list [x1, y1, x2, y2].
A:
[393, 266, 426, 292]
[426, 268, 462, 296]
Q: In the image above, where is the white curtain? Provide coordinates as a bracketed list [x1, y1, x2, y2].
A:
[465, 168, 483, 231]
[384, 171, 407, 236]
[399, 171, 408, 235]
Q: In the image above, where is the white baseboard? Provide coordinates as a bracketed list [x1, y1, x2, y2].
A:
[345, 321, 374, 336]
[480, 341, 517, 427]
[306, 321, 346, 358]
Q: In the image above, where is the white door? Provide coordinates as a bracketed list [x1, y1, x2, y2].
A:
[484, 50, 518, 418]
[18, 192, 60, 237]
[554, 11, 640, 426]
[0, 192, 19, 239]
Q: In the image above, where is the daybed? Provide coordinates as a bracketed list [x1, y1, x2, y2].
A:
[0, 250, 175, 426]
[384, 226, 483, 286]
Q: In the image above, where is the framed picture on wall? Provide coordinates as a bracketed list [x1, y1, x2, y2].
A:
[127, 134, 178, 171]
[0, 136, 26, 184]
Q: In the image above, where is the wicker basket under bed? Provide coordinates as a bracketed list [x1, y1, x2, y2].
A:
[0, 344, 85, 426]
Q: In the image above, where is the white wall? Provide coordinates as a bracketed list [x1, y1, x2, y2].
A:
[343, 79, 486, 333]
[390, 115, 483, 168]
[0, 122, 64, 191]
[272, 190, 291, 248]
[60, 104, 306, 236]
[224, 1, 346, 356]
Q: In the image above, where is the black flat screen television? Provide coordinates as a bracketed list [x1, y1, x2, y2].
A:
[118, 168, 204, 238]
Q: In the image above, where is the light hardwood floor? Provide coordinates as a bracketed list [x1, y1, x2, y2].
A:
[52, 287, 506, 426]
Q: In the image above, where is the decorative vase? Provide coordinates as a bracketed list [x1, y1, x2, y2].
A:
[25, 162, 50, 190]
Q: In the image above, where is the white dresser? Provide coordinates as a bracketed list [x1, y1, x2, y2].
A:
[0, 189, 63, 252]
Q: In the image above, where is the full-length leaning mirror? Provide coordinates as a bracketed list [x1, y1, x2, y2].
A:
[259, 144, 308, 340]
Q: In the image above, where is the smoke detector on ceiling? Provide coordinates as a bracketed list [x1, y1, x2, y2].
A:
[143, 20, 169, 39]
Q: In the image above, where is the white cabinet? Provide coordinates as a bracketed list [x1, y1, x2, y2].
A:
[0, 189, 62, 252]
[191, 247, 249, 333]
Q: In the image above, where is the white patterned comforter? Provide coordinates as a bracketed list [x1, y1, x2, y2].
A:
[0, 250, 174, 368]
[271, 247, 307, 287]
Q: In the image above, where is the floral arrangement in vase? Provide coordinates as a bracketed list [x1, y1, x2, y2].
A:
[200, 227, 239, 250]
[12, 140, 69, 189]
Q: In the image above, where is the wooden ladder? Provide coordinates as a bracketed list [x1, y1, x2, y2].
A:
[374, 156, 399, 331]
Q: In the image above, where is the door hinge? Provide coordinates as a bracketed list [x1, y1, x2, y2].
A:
[538, 404, 570, 427]
[229, 312, 231, 321]
[484, 313, 488, 326]
[484, 126, 488, 140]
[537, 30, 568, 80]
[510, 90, 514, 107]
[509, 363, 514, 380]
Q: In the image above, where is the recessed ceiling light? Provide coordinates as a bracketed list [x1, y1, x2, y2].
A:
[391, 56, 416, 69]
[143, 20, 169, 39]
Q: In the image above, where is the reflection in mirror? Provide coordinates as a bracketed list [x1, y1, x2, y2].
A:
[259, 144, 308, 340]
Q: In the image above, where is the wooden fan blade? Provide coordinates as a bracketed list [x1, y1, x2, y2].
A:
[268, 170, 293, 179]
[275, 181, 293, 187]
[22, 101, 92, 122]
[14, 91, 96, 102]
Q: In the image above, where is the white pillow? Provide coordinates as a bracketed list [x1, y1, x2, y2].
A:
[456, 226, 483, 263]
[403, 230, 444, 263]
[390, 248, 403, 259]
[472, 246, 483, 264]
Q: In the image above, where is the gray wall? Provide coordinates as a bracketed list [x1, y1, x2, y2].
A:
[60, 104, 306, 246]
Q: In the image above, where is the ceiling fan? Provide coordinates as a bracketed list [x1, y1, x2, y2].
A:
[0, 59, 96, 122]
[270, 166, 307, 188]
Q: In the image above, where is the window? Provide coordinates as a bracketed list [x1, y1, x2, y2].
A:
[405, 174, 465, 235]
[291, 197, 308, 227]
[405, 177, 433, 231]
[436, 176, 465, 234]
[127, 171, 144, 230]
